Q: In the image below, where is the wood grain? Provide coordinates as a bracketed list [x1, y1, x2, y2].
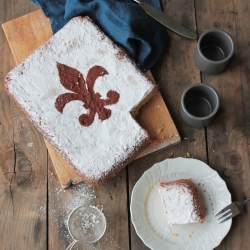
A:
[1, 6, 129, 249]
[1, 9, 86, 189]
[1, 0, 250, 249]
[2, 9, 180, 188]
[128, 0, 206, 249]
[45, 140, 83, 187]
[0, 1, 47, 250]
[47, 156, 130, 249]
[195, 0, 250, 249]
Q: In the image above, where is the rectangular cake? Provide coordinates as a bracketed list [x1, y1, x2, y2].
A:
[5, 16, 158, 186]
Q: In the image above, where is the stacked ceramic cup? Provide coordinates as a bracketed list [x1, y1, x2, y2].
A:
[180, 29, 234, 128]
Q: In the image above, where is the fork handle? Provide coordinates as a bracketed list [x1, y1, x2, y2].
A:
[243, 197, 250, 205]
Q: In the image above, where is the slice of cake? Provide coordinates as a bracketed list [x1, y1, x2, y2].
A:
[158, 179, 205, 225]
[5, 16, 158, 186]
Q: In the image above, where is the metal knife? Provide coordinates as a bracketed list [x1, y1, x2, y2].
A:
[133, 0, 197, 39]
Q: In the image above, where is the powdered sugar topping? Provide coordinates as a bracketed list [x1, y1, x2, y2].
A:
[158, 183, 200, 225]
[5, 17, 156, 183]
[68, 205, 106, 243]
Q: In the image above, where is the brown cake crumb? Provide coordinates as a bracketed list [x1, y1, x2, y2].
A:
[116, 51, 125, 59]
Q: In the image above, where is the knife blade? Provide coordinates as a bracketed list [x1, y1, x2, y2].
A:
[133, 0, 197, 39]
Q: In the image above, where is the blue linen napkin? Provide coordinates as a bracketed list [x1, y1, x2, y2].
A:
[31, 0, 167, 71]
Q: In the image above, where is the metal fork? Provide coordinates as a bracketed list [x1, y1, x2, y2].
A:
[215, 197, 250, 223]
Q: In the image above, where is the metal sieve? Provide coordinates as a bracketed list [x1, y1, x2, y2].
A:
[66, 205, 106, 250]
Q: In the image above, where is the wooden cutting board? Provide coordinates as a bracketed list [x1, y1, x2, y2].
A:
[2, 9, 180, 188]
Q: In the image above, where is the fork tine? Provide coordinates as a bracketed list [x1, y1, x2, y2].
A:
[215, 203, 232, 216]
[219, 214, 233, 224]
[217, 210, 232, 221]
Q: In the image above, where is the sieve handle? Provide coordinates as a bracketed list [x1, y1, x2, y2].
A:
[65, 239, 77, 250]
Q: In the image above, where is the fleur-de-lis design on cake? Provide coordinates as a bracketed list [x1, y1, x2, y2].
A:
[55, 62, 120, 126]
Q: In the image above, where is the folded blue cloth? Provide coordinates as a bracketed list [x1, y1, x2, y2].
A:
[31, 0, 167, 71]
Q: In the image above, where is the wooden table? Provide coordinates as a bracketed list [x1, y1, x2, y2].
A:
[1, 0, 250, 249]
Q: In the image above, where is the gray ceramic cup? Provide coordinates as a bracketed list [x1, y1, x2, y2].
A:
[194, 29, 234, 74]
[180, 83, 220, 128]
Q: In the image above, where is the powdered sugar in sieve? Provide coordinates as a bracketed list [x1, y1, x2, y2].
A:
[66, 205, 106, 250]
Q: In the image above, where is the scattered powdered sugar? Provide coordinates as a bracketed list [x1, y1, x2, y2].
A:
[50, 183, 95, 218]
[37, 204, 46, 216]
[158, 184, 199, 225]
[69, 229, 118, 250]
[48, 178, 96, 243]
[34, 172, 119, 249]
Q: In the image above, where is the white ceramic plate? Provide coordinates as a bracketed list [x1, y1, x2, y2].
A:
[130, 157, 231, 250]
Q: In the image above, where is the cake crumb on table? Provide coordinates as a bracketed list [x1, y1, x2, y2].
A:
[155, 123, 165, 134]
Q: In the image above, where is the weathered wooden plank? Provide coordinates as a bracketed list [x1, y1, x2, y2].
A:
[48, 156, 130, 249]
[195, 0, 250, 249]
[45, 139, 83, 188]
[0, 1, 47, 250]
[1, 5, 129, 250]
[128, 0, 207, 249]
[1, 0, 249, 249]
